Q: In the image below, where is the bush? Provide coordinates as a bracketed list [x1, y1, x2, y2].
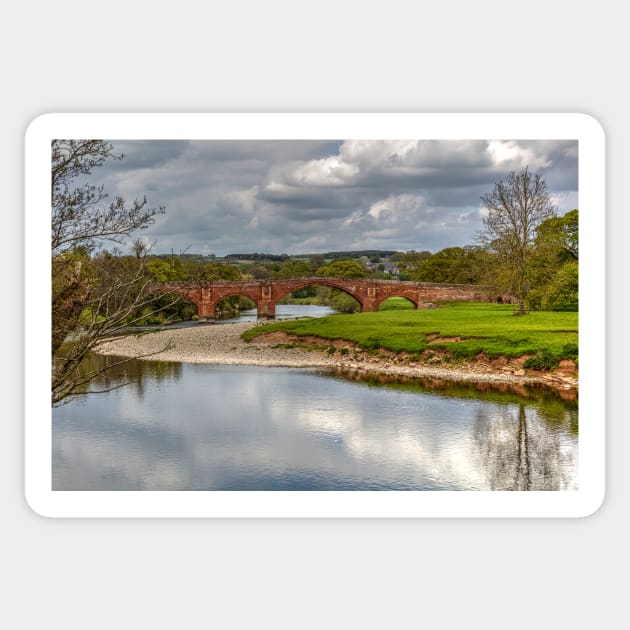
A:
[524, 350, 559, 371]
[525, 289, 545, 311]
[561, 342, 578, 360]
[329, 290, 361, 313]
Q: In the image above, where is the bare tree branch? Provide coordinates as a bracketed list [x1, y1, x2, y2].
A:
[51, 139, 170, 406]
[477, 167, 556, 313]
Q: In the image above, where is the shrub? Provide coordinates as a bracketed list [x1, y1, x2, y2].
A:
[524, 350, 559, 371]
[561, 342, 579, 359]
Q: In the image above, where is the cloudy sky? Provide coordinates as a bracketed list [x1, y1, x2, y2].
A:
[96, 139, 578, 256]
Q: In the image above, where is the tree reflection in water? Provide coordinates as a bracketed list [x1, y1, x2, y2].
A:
[333, 368, 578, 491]
[473, 402, 577, 490]
[75, 353, 183, 401]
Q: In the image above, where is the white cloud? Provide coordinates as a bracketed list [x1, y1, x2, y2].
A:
[551, 190, 579, 213]
[96, 139, 578, 255]
[368, 193, 425, 220]
[487, 140, 552, 170]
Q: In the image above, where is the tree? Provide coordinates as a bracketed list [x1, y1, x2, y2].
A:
[478, 167, 557, 314]
[527, 209, 579, 310]
[131, 237, 150, 259]
[274, 259, 312, 278]
[181, 260, 241, 282]
[52, 140, 166, 406]
[316, 259, 370, 279]
[398, 250, 431, 280]
[52, 140, 163, 254]
[534, 209, 578, 262]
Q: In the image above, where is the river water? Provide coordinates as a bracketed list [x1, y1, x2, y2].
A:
[126, 304, 337, 330]
[52, 341, 578, 491]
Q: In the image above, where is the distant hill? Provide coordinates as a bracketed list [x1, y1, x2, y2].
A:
[225, 250, 399, 261]
[316, 250, 398, 260]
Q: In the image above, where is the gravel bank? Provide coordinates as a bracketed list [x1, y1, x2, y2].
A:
[98, 321, 336, 369]
[96, 320, 578, 392]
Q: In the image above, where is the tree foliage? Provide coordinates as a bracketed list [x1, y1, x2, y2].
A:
[274, 259, 312, 278]
[398, 250, 431, 280]
[316, 259, 370, 278]
[181, 260, 241, 282]
[526, 209, 579, 310]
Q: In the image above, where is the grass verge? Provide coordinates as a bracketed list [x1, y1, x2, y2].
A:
[243, 302, 578, 364]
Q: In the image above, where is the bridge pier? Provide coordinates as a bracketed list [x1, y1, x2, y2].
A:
[258, 300, 276, 319]
[192, 287, 216, 320]
[197, 300, 216, 320]
[361, 286, 379, 312]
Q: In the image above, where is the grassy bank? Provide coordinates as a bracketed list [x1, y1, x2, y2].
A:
[243, 302, 578, 365]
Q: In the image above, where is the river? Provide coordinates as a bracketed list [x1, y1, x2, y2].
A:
[125, 303, 338, 330]
[52, 338, 578, 491]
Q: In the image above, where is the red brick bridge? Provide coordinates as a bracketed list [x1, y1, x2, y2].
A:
[152, 277, 498, 319]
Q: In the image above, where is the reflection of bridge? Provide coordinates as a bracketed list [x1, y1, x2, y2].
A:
[151, 277, 497, 319]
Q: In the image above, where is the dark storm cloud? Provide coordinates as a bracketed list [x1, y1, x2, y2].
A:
[92, 139, 578, 255]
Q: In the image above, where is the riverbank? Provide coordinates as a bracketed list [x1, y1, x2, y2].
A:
[96, 319, 578, 393]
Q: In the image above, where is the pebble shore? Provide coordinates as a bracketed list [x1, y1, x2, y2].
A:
[97, 320, 578, 391]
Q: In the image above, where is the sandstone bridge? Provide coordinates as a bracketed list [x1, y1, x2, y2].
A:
[151, 277, 499, 320]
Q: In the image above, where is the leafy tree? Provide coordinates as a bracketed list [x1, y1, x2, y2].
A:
[329, 291, 361, 313]
[400, 247, 492, 284]
[478, 167, 557, 314]
[308, 254, 326, 272]
[414, 247, 464, 282]
[181, 261, 241, 282]
[535, 209, 578, 262]
[527, 210, 579, 310]
[243, 263, 272, 279]
[316, 259, 370, 278]
[274, 259, 313, 278]
[146, 258, 180, 283]
[51, 140, 166, 406]
[398, 250, 431, 280]
[545, 260, 578, 309]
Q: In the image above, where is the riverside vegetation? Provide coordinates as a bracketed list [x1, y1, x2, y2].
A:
[242, 301, 578, 373]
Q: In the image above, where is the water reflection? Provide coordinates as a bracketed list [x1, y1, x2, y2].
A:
[332, 369, 577, 491]
[77, 352, 183, 401]
[52, 360, 578, 491]
[473, 403, 576, 491]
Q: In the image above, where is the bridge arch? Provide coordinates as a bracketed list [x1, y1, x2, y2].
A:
[274, 279, 365, 308]
[148, 286, 203, 317]
[376, 294, 418, 310]
[214, 292, 258, 317]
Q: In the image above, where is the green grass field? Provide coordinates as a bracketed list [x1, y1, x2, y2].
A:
[378, 297, 416, 310]
[243, 302, 578, 362]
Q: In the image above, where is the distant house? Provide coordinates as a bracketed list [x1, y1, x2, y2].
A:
[384, 263, 400, 276]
